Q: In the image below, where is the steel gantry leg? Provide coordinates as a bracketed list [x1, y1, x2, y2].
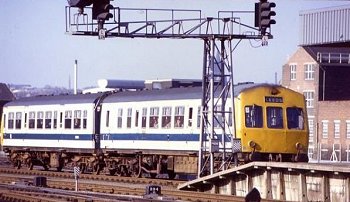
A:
[198, 37, 236, 177]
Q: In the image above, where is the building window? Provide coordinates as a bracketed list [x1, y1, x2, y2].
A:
[308, 119, 314, 143]
[322, 120, 328, 139]
[346, 120, 350, 139]
[149, 107, 159, 128]
[334, 120, 340, 139]
[303, 91, 315, 108]
[304, 63, 315, 80]
[290, 64, 297, 80]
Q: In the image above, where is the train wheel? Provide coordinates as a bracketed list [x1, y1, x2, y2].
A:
[109, 169, 116, 176]
[14, 160, 21, 169]
[150, 173, 157, 178]
[93, 164, 101, 175]
[167, 170, 176, 180]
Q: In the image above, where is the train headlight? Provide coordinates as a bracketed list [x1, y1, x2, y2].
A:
[248, 140, 256, 148]
[295, 142, 303, 150]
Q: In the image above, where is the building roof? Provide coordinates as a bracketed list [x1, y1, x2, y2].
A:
[0, 83, 15, 102]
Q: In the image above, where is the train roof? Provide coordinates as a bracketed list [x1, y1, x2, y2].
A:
[4, 92, 104, 107]
[4, 82, 283, 107]
[102, 82, 262, 103]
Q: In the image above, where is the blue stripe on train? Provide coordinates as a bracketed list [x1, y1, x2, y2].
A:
[4, 133, 231, 142]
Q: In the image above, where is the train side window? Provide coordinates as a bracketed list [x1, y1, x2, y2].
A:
[245, 105, 263, 128]
[24, 113, 27, 128]
[74, 110, 82, 129]
[29, 111, 35, 129]
[65, 110, 72, 129]
[15, 112, 21, 129]
[228, 107, 233, 126]
[267, 107, 283, 129]
[214, 105, 222, 128]
[37, 111, 44, 129]
[82, 110, 87, 129]
[105, 110, 110, 128]
[135, 110, 139, 127]
[8, 112, 14, 129]
[162, 107, 171, 129]
[149, 107, 159, 128]
[174, 106, 184, 128]
[142, 108, 147, 128]
[117, 108, 123, 128]
[287, 107, 304, 130]
[59, 112, 63, 128]
[45, 111, 52, 129]
[127, 108, 132, 128]
[53, 111, 57, 129]
[188, 107, 193, 127]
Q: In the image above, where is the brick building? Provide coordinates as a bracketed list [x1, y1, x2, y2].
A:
[282, 47, 350, 162]
[281, 5, 350, 162]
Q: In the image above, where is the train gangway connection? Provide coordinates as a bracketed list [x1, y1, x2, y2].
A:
[178, 161, 350, 202]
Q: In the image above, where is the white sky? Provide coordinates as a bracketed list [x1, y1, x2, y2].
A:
[0, 0, 348, 88]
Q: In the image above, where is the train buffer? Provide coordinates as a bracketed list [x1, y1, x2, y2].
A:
[178, 161, 350, 201]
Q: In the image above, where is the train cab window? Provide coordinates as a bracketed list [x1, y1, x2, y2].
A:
[127, 108, 132, 128]
[174, 106, 184, 128]
[7, 112, 14, 129]
[82, 110, 87, 129]
[74, 110, 81, 129]
[65, 110, 72, 129]
[245, 105, 263, 128]
[15, 112, 22, 129]
[142, 108, 147, 128]
[53, 111, 57, 129]
[149, 107, 159, 128]
[267, 107, 283, 129]
[37, 111, 44, 129]
[162, 107, 171, 129]
[287, 107, 304, 130]
[29, 112, 35, 129]
[117, 108, 123, 128]
[45, 111, 52, 129]
[188, 107, 193, 127]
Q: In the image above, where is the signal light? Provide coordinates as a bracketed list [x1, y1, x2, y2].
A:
[255, 0, 276, 35]
[67, 0, 93, 9]
[92, 0, 113, 21]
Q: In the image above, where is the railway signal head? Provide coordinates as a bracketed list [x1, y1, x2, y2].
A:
[92, 0, 113, 21]
[255, 0, 276, 35]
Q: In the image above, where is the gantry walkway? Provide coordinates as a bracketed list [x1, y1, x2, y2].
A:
[178, 161, 350, 202]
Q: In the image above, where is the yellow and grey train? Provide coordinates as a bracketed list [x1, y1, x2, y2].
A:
[0, 83, 308, 178]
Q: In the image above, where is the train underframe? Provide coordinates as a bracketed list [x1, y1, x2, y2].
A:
[3, 147, 308, 178]
[3, 147, 198, 179]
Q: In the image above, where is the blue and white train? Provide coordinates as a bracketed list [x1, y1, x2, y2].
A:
[1, 82, 309, 178]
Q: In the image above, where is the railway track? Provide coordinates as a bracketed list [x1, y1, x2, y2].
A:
[0, 167, 250, 201]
